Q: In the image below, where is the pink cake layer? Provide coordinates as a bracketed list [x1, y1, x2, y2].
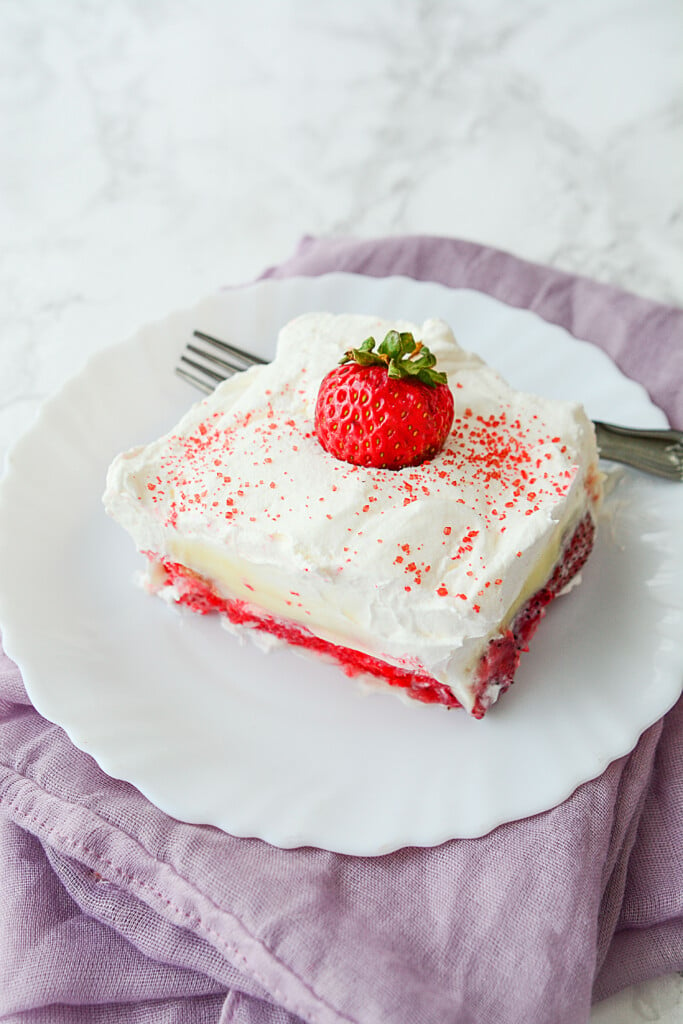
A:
[147, 512, 595, 718]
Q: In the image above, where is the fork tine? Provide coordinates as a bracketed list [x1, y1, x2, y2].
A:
[174, 365, 216, 394]
[178, 353, 229, 384]
[186, 342, 249, 376]
[176, 330, 269, 395]
[192, 330, 268, 366]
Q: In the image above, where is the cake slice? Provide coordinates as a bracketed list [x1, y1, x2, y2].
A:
[104, 313, 602, 717]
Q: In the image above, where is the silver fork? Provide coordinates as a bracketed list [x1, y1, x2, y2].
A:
[175, 330, 268, 392]
[176, 331, 683, 481]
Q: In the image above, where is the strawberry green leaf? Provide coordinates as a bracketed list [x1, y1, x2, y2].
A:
[339, 331, 449, 387]
[349, 349, 383, 366]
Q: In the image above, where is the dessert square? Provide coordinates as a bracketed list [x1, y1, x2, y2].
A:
[104, 313, 602, 717]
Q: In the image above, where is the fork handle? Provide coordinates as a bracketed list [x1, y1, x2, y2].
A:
[593, 421, 683, 481]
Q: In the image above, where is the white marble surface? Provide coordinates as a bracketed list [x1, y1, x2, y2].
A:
[0, 1, 681, 1019]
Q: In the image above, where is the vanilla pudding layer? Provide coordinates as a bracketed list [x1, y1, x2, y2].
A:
[104, 314, 602, 716]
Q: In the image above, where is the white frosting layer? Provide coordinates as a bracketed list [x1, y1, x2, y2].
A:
[104, 313, 601, 713]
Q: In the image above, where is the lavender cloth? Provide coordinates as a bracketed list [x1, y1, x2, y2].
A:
[1, 236, 681, 1024]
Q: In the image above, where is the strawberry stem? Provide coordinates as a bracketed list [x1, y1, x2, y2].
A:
[340, 331, 448, 387]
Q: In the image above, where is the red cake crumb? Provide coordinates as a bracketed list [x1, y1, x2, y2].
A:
[146, 511, 595, 719]
[155, 556, 464, 710]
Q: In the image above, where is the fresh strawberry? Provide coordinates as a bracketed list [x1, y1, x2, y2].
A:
[314, 330, 455, 470]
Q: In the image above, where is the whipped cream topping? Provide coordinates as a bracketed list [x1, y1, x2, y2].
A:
[104, 313, 601, 712]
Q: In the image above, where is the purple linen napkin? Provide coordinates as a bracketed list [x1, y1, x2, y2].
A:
[1, 236, 681, 1024]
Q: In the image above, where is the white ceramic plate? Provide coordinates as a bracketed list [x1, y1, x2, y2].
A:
[0, 273, 681, 856]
